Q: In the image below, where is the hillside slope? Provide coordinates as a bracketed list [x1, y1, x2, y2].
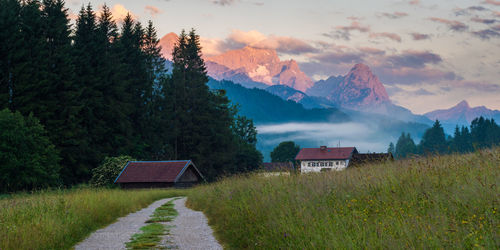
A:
[188, 148, 500, 249]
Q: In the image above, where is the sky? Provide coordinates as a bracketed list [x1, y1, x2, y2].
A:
[66, 0, 500, 114]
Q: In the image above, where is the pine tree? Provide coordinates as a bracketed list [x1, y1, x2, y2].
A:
[387, 142, 395, 155]
[169, 29, 239, 180]
[40, 0, 85, 184]
[420, 120, 447, 155]
[0, 0, 22, 110]
[395, 132, 417, 159]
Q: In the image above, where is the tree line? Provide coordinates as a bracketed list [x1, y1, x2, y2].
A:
[388, 117, 500, 159]
[0, 0, 262, 192]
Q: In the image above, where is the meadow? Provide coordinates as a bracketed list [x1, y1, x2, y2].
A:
[0, 188, 185, 250]
[187, 148, 500, 249]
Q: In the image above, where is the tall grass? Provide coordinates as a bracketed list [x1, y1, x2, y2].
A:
[187, 148, 500, 249]
[0, 188, 185, 249]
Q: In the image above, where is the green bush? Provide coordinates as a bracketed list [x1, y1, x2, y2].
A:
[90, 155, 135, 187]
[0, 109, 60, 192]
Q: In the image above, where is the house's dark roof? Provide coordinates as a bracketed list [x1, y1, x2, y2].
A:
[261, 162, 294, 172]
[350, 153, 393, 167]
[295, 147, 358, 160]
[114, 160, 204, 183]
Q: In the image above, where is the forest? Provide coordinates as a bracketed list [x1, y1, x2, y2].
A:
[0, 0, 262, 192]
[389, 118, 500, 158]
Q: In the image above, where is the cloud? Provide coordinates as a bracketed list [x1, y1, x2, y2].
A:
[386, 50, 442, 68]
[429, 17, 468, 31]
[212, 0, 236, 6]
[444, 80, 500, 92]
[410, 32, 431, 40]
[409, 0, 420, 5]
[312, 51, 363, 64]
[358, 47, 385, 55]
[328, 21, 371, 40]
[110, 4, 136, 21]
[228, 29, 267, 45]
[224, 30, 317, 54]
[471, 17, 498, 24]
[482, 0, 500, 6]
[145, 5, 162, 17]
[454, 6, 489, 16]
[471, 28, 500, 39]
[369, 32, 402, 42]
[378, 67, 457, 85]
[380, 12, 408, 19]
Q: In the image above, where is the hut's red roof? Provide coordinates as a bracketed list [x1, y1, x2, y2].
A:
[295, 147, 357, 160]
[115, 161, 196, 183]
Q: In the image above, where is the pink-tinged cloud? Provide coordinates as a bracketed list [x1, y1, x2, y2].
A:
[380, 12, 409, 19]
[145, 5, 162, 17]
[409, 0, 420, 5]
[495, 11, 500, 17]
[411, 32, 431, 40]
[222, 30, 317, 55]
[369, 32, 402, 42]
[429, 17, 468, 31]
[482, 0, 500, 6]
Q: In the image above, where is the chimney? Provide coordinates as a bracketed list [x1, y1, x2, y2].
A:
[320, 146, 327, 151]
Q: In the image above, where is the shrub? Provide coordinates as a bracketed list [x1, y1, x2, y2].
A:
[0, 109, 60, 192]
[90, 155, 135, 187]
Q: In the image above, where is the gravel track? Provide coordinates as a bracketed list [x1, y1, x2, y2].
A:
[74, 197, 222, 250]
[167, 197, 223, 250]
[74, 198, 174, 250]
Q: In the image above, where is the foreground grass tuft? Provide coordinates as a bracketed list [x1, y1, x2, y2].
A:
[0, 188, 185, 250]
[187, 148, 500, 249]
[127, 199, 179, 249]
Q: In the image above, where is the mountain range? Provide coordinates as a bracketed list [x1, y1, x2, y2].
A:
[159, 32, 499, 134]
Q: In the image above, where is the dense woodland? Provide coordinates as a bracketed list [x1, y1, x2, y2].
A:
[389, 118, 500, 158]
[0, 0, 262, 192]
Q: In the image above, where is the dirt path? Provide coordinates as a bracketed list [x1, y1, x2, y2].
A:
[166, 197, 222, 250]
[74, 198, 174, 250]
[74, 197, 222, 250]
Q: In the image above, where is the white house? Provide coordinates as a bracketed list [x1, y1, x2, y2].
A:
[295, 146, 359, 173]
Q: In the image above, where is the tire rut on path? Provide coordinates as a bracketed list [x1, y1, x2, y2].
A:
[75, 198, 174, 250]
[166, 197, 222, 250]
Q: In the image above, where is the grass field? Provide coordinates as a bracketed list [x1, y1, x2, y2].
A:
[0, 188, 185, 250]
[187, 148, 500, 249]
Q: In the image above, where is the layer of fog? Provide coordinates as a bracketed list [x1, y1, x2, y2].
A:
[256, 122, 396, 160]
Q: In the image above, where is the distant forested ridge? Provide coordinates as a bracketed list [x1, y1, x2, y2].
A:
[0, 0, 261, 189]
[390, 118, 500, 158]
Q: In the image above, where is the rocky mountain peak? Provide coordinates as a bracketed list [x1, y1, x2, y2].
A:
[455, 100, 470, 109]
[159, 32, 179, 60]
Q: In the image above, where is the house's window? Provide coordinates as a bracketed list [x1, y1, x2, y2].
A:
[307, 162, 311, 167]
[329, 162, 333, 167]
[336, 161, 339, 165]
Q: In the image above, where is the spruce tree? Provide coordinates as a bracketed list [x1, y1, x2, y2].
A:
[0, 0, 22, 110]
[395, 132, 417, 159]
[169, 29, 238, 180]
[387, 142, 395, 155]
[420, 120, 447, 155]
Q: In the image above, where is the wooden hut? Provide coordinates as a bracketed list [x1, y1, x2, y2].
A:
[114, 160, 204, 188]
